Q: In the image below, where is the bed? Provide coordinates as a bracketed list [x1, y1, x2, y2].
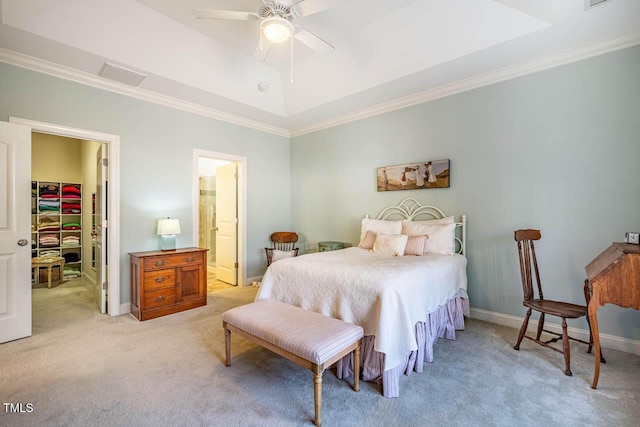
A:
[256, 198, 469, 397]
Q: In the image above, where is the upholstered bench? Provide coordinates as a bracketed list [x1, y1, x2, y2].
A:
[222, 299, 364, 426]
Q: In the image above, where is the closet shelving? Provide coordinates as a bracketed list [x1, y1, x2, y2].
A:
[31, 181, 83, 281]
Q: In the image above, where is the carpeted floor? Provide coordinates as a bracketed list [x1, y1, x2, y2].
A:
[1, 275, 639, 426]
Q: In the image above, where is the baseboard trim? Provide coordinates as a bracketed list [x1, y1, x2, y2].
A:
[245, 276, 262, 287]
[470, 307, 640, 356]
[119, 303, 131, 316]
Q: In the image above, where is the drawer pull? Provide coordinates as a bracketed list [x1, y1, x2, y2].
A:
[154, 276, 166, 283]
[154, 260, 165, 266]
[185, 257, 195, 262]
[154, 296, 166, 302]
[176, 283, 181, 288]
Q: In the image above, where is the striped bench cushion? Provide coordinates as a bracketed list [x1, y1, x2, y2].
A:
[222, 299, 364, 365]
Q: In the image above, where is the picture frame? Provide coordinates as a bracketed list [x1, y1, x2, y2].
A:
[377, 159, 450, 191]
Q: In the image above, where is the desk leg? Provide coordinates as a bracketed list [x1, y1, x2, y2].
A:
[588, 298, 601, 389]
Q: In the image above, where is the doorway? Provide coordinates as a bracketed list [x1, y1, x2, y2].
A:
[10, 117, 121, 316]
[193, 149, 247, 287]
[30, 134, 101, 276]
[197, 158, 231, 268]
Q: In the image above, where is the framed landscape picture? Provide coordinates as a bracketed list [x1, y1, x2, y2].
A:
[377, 159, 450, 191]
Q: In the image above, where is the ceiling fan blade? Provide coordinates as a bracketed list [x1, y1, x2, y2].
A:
[252, 40, 272, 62]
[292, 0, 340, 17]
[294, 28, 334, 55]
[192, 8, 260, 21]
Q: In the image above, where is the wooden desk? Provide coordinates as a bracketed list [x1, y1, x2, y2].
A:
[585, 242, 640, 389]
[32, 256, 65, 288]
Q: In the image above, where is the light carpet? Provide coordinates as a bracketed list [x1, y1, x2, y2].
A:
[0, 277, 638, 426]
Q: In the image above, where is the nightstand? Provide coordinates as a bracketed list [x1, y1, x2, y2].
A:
[318, 241, 346, 252]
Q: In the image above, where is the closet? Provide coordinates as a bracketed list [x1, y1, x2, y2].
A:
[31, 133, 101, 285]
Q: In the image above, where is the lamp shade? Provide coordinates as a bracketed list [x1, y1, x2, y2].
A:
[157, 218, 181, 236]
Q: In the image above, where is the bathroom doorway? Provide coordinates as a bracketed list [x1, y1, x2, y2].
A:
[197, 157, 231, 268]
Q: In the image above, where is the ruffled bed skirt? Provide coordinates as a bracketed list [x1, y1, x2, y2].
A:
[335, 294, 470, 398]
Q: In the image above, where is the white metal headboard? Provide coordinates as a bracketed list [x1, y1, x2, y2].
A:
[370, 198, 467, 255]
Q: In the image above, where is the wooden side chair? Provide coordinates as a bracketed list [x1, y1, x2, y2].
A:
[513, 229, 597, 376]
[265, 232, 299, 266]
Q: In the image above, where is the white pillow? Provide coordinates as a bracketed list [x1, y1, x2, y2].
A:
[373, 233, 408, 257]
[359, 218, 402, 247]
[271, 249, 296, 262]
[403, 222, 456, 255]
[401, 216, 454, 234]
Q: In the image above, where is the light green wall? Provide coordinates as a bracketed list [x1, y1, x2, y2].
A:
[0, 62, 291, 304]
[291, 45, 640, 341]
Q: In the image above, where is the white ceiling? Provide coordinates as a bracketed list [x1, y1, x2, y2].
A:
[0, 0, 639, 136]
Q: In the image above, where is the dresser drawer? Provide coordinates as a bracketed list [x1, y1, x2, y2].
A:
[143, 269, 176, 291]
[143, 252, 204, 271]
[144, 288, 176, 309]
[318, 241, 345, 252]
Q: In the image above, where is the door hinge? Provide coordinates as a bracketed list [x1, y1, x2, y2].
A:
[102, 220, 108, 228]
[234, 262, 239, 269]
[102, 282, 108, 290]
[102, 158, 109, 167]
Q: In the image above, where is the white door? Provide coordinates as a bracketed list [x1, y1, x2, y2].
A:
[0, 121, 31, 343]
[95, 145, 107, 313]
[215, 163, 237, 285]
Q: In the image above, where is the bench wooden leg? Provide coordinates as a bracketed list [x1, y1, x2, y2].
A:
[313, 369, 322, 427]
[354, 341, 360, 392]
[223, 322, 231, 367]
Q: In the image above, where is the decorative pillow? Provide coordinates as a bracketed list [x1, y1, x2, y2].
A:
[407, 223, 456, 255]
[404, 235, 428, 256]
[373, 233, 408, 257]
[401, 216, 454, 234]
[359, 230, 378, 250]
[271, 249, 297, 262]
[359, 218, 402, 247]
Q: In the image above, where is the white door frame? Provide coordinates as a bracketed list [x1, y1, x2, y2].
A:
[9, 117, 122, 315]
[193, 149, 246, 286]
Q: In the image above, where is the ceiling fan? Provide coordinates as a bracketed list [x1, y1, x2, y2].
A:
[192, 0, 337, 62]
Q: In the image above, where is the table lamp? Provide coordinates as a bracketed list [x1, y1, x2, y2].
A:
[157, 218, 180, 251]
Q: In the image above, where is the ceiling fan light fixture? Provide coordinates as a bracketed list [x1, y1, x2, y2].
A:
[261, 16, 293, 43]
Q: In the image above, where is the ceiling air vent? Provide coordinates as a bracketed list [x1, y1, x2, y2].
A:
[585, 0, 612, 10]
[99, 62, 146, 86]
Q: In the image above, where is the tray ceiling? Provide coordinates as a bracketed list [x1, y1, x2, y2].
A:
[0, 0, 638, 135]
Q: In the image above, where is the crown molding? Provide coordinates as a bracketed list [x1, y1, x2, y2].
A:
[0, 48, 291, 138]
[290, 30, 640, 138]
[2, 29, 639, 140]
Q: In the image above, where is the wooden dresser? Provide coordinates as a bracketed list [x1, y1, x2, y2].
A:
[129, 247, 208, 321]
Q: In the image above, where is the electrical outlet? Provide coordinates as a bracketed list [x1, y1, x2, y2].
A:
[625, 232, 640, 244]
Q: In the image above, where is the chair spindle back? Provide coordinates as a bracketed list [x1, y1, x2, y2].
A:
[514, 229, 543, 301]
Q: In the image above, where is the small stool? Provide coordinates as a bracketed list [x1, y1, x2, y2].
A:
[32, 257, 65, 288]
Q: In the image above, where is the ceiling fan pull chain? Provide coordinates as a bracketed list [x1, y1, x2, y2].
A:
[290, 35, 294, 83]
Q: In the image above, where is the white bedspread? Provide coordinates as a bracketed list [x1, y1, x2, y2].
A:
[256, 247, 468, 370]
